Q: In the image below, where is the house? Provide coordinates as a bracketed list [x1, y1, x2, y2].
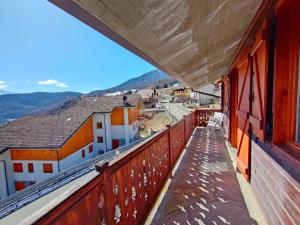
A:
[0, 94, 142, 199]
[190, 84, 222, 106]
[137, 88, 158, 108]
[173, 87, 190, 103]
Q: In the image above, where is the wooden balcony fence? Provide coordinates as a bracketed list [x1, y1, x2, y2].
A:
[35, 109, 220, 225]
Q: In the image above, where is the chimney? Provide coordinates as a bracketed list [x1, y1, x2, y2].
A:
[123, 95, 128, 104]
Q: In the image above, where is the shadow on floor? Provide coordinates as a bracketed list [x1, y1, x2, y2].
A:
[150, 128, 257, 225]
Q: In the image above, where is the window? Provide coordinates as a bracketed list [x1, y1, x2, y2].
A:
[82, 149, 85, 158]
[88, 145, 93, 153]
[43, 163, 53, 173]
[13, 163, 23, 173]
[28, 163, 34, 173]
[96, 122, 102, 129]
[97, 136, 103, 143]
[15, 181, 25, 191]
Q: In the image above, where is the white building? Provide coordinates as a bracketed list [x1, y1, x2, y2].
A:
[0, 95, 142, 199]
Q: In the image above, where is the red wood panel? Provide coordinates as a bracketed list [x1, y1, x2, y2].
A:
[236, 59, 251, 180]
[170, 121, 185, 166]
[195, 109, 221, 127]
[250, 38, 267, 141]
[35, 175, 105, 225]
[251, 142, 300, 225]
[105, 132, 170, 225]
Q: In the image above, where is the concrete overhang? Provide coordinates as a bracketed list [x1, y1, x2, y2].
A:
[49, 0, 262, 88]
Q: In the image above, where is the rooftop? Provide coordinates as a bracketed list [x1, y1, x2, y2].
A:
[0, 94, 141, 151]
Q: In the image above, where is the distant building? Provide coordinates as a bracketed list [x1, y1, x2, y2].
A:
[193, 84, 221, 106]
[137, 89, 158, 108]
[174, 87, 191, 103]
[0, 95, 142, 199]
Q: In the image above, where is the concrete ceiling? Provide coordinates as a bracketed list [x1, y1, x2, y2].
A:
[50, 0, 262, 89]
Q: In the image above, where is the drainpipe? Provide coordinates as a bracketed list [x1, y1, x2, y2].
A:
[56, 149, 60, 173]
[104, 114, 108, 152]
[0, 159, 10, 197]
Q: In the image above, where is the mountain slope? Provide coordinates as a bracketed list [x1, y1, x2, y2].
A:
[89, 69, 176, 95]
[0, 92, 82, 125]
[0, 70, 177, 125]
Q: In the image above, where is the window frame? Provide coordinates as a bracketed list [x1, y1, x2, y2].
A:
[96, 122, 102, 129]
[13, 163, 23, 173]
[43, 163, 53, 173]
[28, 163, 34, 173]
[15, 181, 25, 191]
[88, 145, 93, 153]
[97, 136, 103, 143]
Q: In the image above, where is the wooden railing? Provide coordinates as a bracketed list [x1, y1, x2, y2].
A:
[195, 108, 221, 126]
[35, 110, 216, 225]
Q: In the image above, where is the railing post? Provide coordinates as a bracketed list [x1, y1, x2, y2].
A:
[95, 161, 114, 225]
[166, 124, 172, 178]
[183, 115, 187, 145]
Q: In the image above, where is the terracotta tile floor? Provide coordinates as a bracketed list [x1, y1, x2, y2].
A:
[150, 128, 257, 225]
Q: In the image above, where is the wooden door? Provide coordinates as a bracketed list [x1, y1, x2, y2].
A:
[236, 58, 251, 181]
[112, 139, 120, 149]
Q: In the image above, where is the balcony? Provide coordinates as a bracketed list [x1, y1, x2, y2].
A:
[0, 109, 263, 225]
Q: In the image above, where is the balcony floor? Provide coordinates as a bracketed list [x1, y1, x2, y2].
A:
[150, 127, 257, 225]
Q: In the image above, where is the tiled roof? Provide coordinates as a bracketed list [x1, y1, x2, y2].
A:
[0, 95, 141, 151]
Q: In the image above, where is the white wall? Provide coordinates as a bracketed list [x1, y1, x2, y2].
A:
[111, 126, 125, 140]
[60, 142, 94, 171]
[12, 160, 59, 183]
[0, 161, 8, 199]
[0, 150, 15, 197]
[92, 113, 107, 154]
[104, 113, 112, 150]
[124, 108, 129, 145]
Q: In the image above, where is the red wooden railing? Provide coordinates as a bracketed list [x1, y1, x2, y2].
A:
[35, 110, 219, 225]
[195, 108, 221, 126]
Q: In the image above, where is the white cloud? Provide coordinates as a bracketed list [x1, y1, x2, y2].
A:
[0, 81, 8, 89]
[92, 87, 99, 90]
[38, 79, 59, 85]
[38, 79, 69, 88]
[55, 82, 69, 88]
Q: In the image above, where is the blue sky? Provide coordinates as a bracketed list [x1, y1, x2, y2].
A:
[0, 0, 155, 93]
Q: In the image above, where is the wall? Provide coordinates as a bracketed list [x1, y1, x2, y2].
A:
[12, 160, 59, 183]
[0, 160, 8, 199]
[251, 142, 300, 225]
[0, 150, 15, 197]
[111, 107, 124, 125]
[60, 143, 94, 171]
[104, 113, 112, 150]
[59, 117, 93, 160]
[92, 113, 107, 154]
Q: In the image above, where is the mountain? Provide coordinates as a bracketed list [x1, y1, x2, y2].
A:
[0, 92, 82, 125]
[0, 70, 177, 125]
[89, 69, 177, 95]
[0, 90, 14, 95]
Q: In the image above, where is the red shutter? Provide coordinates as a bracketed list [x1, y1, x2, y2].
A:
[236, 58, 251, 181]
[249, 40, 267, 141]
[15, 182, 25, 191]
[13, 163, 23, 173]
